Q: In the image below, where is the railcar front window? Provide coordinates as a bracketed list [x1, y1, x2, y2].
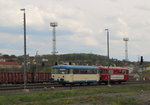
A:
[52, 69, 69, 74]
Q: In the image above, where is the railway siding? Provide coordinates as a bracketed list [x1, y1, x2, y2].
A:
[0, 84, 150, 105]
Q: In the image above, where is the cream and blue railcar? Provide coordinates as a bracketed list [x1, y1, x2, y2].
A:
[51, 65, 99, 84]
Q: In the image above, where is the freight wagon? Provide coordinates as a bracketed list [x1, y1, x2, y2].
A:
[0, 71, 51, 84]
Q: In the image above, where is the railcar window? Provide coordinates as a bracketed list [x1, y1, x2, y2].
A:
[108, 70, 113, 74]
[99, 70, 102, 74]
[126, 70, 129, 74]
[73, 69, 80, 74]
[86, 69, 97, 74]
[51, 69, 57, 74]
[122, 70, 126, 74]
[99, 69, 103, 74]
[80, 69, 87, 74]
[52, 69, 69, 74]
[100, 69, 107, 74]
[118, 70, 126, 74]
[73, 69, 97, 74]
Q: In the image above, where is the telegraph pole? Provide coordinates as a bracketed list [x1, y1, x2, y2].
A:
[20, 8, 27, 89]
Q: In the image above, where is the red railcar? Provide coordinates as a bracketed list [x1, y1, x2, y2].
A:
[98, 66, 129, 84]
[0, 71, 51, 84]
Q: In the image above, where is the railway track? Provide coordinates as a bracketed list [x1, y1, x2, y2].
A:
[0, 81, 150, 92]
[0, 83, 61, 91]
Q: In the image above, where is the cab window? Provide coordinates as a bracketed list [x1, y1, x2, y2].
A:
[118, 70, 126, 74]
[52, 69, 69, 74]
[100, 69, 107, 74]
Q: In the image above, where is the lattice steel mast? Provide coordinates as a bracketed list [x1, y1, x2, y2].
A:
[50, 22, 58, 55]
[123, 38, 129, 61]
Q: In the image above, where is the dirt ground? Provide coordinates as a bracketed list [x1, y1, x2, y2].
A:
[65, 90, 150, 105]
[129, 91, 150, 105]
[98, 91, 150, 105]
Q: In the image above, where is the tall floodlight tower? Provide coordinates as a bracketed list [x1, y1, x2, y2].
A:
[123, 38, 129, 61]
[105, 29, 110, 86]
[20, 8, 27, 89]
[50, 22, 58, 55]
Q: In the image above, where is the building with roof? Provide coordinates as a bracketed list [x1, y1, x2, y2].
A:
[0, 62, 21, 69]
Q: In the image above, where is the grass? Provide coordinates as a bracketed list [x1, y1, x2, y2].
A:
[0, 84, 150, 105]
[142, 69, 150, 79]
[143, 69, 150, 73]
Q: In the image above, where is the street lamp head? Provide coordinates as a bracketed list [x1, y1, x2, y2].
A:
[20, 8, 25, 12]
[50, 22, 58, 27]
[123, 37, 129, 41]
[105, 29, 109, 31]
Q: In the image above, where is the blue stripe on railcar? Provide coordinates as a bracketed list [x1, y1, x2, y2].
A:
[52, 65, 98, 70]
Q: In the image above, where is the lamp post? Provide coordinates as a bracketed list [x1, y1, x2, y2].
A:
[35, 51, 38, 71]
[20, 8, 27, 89]
[105, 29, 110, 86]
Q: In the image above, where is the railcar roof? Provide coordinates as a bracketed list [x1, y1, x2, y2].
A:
[52, 65, 98, 70]
[98, 66, 128, 70]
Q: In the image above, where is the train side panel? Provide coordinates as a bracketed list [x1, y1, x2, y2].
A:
[72, 74, 99, 83]
[52, 74, 99, 83]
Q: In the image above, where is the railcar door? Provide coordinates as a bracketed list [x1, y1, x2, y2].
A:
[69, 69, 74, 83]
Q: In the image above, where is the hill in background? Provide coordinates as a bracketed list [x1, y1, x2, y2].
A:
[1, 53, 148, 72]
[40, 53, 131, 67]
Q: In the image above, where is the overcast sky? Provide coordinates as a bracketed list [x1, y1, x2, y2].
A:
[0, 0, 150, 61]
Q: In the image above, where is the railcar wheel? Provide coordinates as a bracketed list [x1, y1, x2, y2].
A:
[118, 81, 122, 84]
[98, 82, 101, 85]
[70, 83, 74, 86]
[104, 82, 108, 85]
[87, 83, 90, 85]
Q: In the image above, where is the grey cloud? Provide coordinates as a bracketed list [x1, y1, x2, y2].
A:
[135, 6, 150, 11]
